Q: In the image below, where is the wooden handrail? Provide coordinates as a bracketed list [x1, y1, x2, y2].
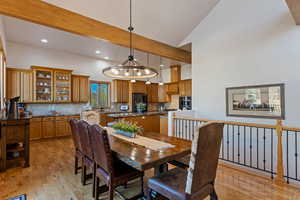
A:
[172, 114, 299, 186]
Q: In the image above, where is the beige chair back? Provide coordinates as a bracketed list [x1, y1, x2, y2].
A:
[80, 110, 100, 125]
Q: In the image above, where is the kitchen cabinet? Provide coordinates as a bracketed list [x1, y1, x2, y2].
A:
[32, 66, 54, 102]
[131, 81, 146, 94]
[124, 115, 160, 133]
[147, 83, 158, 103]
[72, 75, 90, 103]
[179, 79, 192, 97]
[160, 117, 168, 135]
[166, 82, 179, 95]
[158, 85, 169, 103]
[112, 80, 129, 103]
[55, 116, 69, 137]
[6, 68, 33, 102]
[170, 65, 181, 82]
[29, 117, 42, 140]
[42, 117, 56, 138]
[54, 69, 72, 102]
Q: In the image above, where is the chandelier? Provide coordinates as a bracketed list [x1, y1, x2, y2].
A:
[102, 0, 158, 80]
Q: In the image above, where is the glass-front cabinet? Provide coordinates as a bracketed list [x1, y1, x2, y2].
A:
[32, 66, 72, 103]
[32, 66, 53, 102]
[54, 70, 72, 102]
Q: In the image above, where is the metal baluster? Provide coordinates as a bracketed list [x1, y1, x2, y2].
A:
[222, 126, 225, 159]
[227, 125, 229, 160]
[232, 125, 235, 162]
[286, 131, 289, 183]
[175, 119, 178, 137]
[263, 128, 266, 171]
[188, 120, 191, 140]
[238, 126, 240, 163]
[250, 127, 253, 167]
[244, 126, 246, 165]
[296, 131, 298, 181]
[271, 129, 274, 179]
[257, 127, 259, 169]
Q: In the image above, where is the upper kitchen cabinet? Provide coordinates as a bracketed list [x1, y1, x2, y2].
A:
[147, 83, 158, 103]
[112, 79, 129, 103]
[131, 81, 146, 94]
[32, 66, 54, 102]
[72, 75, 90, 103]
[54, 69, 72, 102]
[170, 65, 181, 82]
[165, 82, 179, 95]
[179, 79, 192, 97]
[158, 85, 169, 103]
[6, 68, 33, 103]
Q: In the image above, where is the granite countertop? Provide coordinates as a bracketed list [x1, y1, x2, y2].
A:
[0, 116, 32, 121]
[32, 113, 80, 118]
[107, 111, 169, 118]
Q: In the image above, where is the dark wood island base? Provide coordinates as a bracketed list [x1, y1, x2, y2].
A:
[0, 117, 30, 172]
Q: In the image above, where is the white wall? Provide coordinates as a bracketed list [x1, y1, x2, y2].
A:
[183, 0, 300, 126]
[6, 41, 112, 82]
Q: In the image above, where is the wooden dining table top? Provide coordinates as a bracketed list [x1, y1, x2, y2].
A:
[108, 132, 192, 171]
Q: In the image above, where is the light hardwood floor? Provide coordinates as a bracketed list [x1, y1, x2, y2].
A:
[0, 138, 300, 200]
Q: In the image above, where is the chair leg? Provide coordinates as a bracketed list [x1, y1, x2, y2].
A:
[92, 163, 96, 197]
[210, 187, 218, 200]
[108, 185, 114, 200]
[82, 164, 87, 185]
[147, 188, 152, 200]
[74, 156, 79, 175]
[95, 177, 100, 200]
[141, 176, 144, 197]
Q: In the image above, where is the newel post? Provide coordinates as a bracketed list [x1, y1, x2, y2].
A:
[275, 119, 285, 185]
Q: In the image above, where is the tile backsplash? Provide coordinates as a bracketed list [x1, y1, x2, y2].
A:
[26, 103, 87, 116]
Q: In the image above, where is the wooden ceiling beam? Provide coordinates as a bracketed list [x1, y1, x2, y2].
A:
[286, 0, 300, 25]
[0, 0, 191, 63]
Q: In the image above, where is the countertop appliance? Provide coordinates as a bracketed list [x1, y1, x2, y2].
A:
[119, 104, 129, 112]
[6, 96, 21, 118]
[179, 96, 192, 110]
[132, 93, 148, 113]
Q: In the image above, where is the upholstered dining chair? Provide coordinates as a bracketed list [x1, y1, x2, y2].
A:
[88, 124, 144, 200]
[81, 110, 100, 125]
[69, 119, 83, 175]
[77, 120, 95, 190]
[147, 122, 224, 200]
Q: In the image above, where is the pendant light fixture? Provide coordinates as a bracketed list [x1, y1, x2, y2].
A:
[158, 56, 164, 85]
[103, 0, 158, 80]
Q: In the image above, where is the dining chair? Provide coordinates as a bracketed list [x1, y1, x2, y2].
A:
[88, 124, 144, 200]
[81, 110, 100, 125]
[147, 122, 224, 200]
[69, 118, 83, 175]
[77, 120, 95, 187]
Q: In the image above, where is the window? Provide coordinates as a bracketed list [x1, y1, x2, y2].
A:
[90, 81, 110, 108]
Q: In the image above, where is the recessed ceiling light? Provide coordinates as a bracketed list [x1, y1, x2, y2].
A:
[95, 50, 101, 54]
[41, 39, 48, 43]
[104, 56, 109, 60]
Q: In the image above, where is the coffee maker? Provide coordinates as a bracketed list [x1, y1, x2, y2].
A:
[6, 96, 21, 119]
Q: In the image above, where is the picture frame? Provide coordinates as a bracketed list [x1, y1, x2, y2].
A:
[226, 83, 285, 119]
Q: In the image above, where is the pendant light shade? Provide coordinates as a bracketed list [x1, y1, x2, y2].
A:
[102, 0, 158, 80]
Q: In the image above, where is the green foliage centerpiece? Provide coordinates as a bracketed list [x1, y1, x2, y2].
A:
[112, 119, 143, 138]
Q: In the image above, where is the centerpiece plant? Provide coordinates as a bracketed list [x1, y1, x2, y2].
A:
[112, 119, 143, 138]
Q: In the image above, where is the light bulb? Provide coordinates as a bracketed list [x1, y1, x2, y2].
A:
[137, 71, 142, 76]
[131, 79, 136, 83]
[145, 80, 151, 85]
[159, 82, 164, 86]
[144, 69, 150, 74]
[125, 71, 130, 76]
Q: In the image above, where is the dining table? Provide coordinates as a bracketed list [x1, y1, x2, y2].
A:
[108, 131, 192, 176]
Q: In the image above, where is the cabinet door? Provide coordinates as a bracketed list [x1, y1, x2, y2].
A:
[122, 80, 129, 103]
[42, 118, 56, 138]
[151, 84, 158, 103]
[72, 76, 80, 102]
[79, 77, 89, 102]
[6, 70, 21, 99]
[185, 79, 192, 97]
[30, 119, 42, 140]
[147, 85, 152, 102]
[158, 85, 169, 102]
[20, 71, 33, 102]
[179, 81, 185, 97]
[56, 120, 67, 137]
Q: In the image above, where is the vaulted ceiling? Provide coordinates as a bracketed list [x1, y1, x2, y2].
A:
[41, 0, 219, 47]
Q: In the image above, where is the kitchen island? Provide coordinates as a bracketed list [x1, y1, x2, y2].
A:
[102, 111, 169, 133]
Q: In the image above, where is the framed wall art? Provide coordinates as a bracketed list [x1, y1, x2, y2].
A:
[226, 84, 285, 119]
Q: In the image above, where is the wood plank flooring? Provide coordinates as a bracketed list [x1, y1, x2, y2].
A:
[0, 138, 300, 200]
